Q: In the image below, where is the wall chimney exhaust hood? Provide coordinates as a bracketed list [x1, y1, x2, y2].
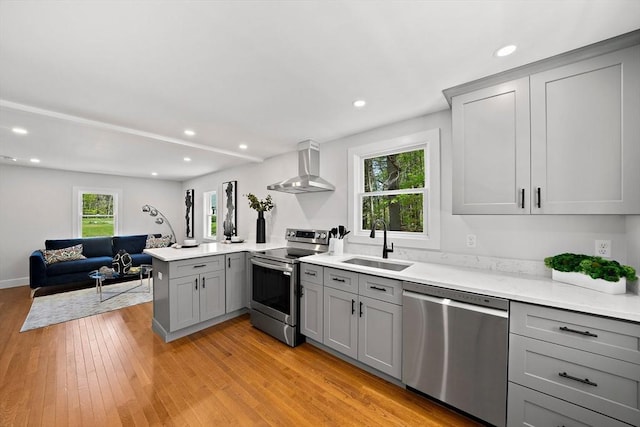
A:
[267, 140, 335, 194]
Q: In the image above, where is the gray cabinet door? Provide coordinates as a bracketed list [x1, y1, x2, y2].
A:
[452, 77, 531, 214]
[358, 295, 402, 379]
[508, 382, 628, 427]
[300, 281, 323, 341]
[225, 253, 246, 313]
[169, 275, 199, 331]
[200, 270, 226, 322]
[530, 45, 640, 214]
[323, 286, 358, 359]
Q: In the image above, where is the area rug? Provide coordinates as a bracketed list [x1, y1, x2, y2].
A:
[20, 281, 153, 332]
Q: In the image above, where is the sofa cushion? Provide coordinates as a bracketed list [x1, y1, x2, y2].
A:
[146, 234, 172, 248]
[45, 237, 112, 257]
[42, 244, 86, 265]
[46, 256, 114, 276]
[130, 253, 153, 266]
[112, 235, 148, 256]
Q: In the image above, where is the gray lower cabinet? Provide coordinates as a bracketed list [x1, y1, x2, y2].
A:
[153, 254, 252, 342]
[508, 383, 629, 427]
[320, 267, 403, 379]
[300, 263, 324, 341]
[169, 267, 225, 331]
[508, 302, 640, 426]
[225, 252, 246, 313]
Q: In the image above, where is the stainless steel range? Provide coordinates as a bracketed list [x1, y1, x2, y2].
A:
[249, 228, 329, 347]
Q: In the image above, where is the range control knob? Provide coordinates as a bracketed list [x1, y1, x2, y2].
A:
[315, 233, 321, 238]
[320, 233, 327, 239]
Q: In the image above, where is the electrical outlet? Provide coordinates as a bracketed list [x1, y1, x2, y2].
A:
[595, 240, 611, 258]
[466, 234, 477, 248]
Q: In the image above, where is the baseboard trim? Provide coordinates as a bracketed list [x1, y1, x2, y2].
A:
[0, 277, 28, 289]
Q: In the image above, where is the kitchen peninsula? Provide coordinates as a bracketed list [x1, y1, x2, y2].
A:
[144, 241, 282, 342]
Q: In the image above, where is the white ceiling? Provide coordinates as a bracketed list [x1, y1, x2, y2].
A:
[1, 1, 639, 181]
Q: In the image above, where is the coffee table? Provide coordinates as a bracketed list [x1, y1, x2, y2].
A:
[89, 264, 153, 302]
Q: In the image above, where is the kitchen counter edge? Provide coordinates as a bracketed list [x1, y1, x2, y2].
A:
[301, 253, 640, 323]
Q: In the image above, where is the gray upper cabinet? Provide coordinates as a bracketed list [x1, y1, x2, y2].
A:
[452, 43, 640, 215]
[452, 78, 531, 214]
[530, 45, 640, 214]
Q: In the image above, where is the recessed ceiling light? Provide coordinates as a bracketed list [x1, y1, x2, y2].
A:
[353, 99, 367, 108]
[1, 155, 17, 162]
[495, 44, 517, 57]
[30, 158, 40, 163]
[238, 144, 248, 150]
[183, 157, 192, 162]
[12, 127, 28, 135]
[151, 172, 158, 176]
[184, 129, 196, 137]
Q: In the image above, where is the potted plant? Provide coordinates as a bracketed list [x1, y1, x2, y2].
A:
[544, 253, 637, 294]
[245, 193, 274, 243]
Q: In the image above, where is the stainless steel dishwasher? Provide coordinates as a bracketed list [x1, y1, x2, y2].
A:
[402, 281, 509, 427]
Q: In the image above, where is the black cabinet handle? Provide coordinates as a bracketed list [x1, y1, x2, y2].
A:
[300, 285, 304, 297]
[559, 326, 598, 338]
[536, 187, 541, 208]
[370, 286, 387, 292]
[228, 258, 231, 268]
[558, 372, 597, 387]
[521, 188, 525, 209]
[202, 277, 206, 289]
[304, 271, 316, 276]
[359, 301, 363, 317]
[351, 299, 355, 315]
[193, 264, 206, 268]
[195, 278, 198, 290]
[333, 277, 346, 283]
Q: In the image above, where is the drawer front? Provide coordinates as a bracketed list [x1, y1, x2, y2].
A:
[509, 334, 640, 426]
[511, 301, 640, 364]
[358, 274, 402, 305]
[324, 267, 359, 293]
[300, 263, 323, 285]
[508, 382, 629, 427]
[169, 256, 224, 278]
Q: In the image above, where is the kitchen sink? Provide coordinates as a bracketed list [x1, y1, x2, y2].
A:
[342, 257, 412, 271]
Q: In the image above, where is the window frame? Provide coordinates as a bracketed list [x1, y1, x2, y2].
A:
[347, 129, 440, 250]
[73, 186, 121, 238]
[203, 190, 218, 241]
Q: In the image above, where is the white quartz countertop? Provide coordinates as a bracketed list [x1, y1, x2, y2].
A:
[301, 252, 640, 323]
[144, 240, 285, 262]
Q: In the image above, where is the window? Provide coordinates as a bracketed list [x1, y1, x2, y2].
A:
[203, 190, 217, 240]
[74, 187, 121, 237]
[348, 129, 440, 250]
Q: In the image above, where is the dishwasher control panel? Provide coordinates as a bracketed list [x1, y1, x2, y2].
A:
[403, 281, 509, 311]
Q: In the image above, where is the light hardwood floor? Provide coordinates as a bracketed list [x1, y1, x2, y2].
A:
[0, 285, 480, 426]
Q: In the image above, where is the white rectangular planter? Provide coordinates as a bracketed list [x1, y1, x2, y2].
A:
[552, 270, 626, 294]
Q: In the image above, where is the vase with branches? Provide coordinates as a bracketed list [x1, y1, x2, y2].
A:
[245, 194, 274, 243]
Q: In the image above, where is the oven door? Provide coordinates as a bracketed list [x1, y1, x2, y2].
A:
[250, 256, 297, 326]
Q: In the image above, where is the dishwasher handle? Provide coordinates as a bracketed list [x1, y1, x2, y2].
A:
[403, 290, 509, 318]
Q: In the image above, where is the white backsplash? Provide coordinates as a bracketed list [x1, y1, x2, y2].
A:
[346, 242, 551, 278]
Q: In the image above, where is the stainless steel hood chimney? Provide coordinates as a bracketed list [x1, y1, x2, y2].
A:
[267, 140, 335, 194]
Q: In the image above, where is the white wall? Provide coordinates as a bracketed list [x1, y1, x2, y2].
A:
[626, 215, 640, 293]
[2, 108, 634, 288]
[0, 164, 183, 288]
[184, 109, 630, 276]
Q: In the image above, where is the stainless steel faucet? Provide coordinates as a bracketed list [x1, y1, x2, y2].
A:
[369, 219, 394, 259]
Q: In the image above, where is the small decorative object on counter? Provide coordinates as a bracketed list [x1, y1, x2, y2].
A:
[245, 193, 274, 244]
[544, 253, 637, 294]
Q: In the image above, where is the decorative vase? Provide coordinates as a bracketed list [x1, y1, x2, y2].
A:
[256, 211, 266, 243]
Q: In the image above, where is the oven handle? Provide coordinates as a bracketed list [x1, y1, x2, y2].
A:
[250, 258, 294, 273]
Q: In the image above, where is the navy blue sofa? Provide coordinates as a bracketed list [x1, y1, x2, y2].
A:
[29, 234, 159, 290]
